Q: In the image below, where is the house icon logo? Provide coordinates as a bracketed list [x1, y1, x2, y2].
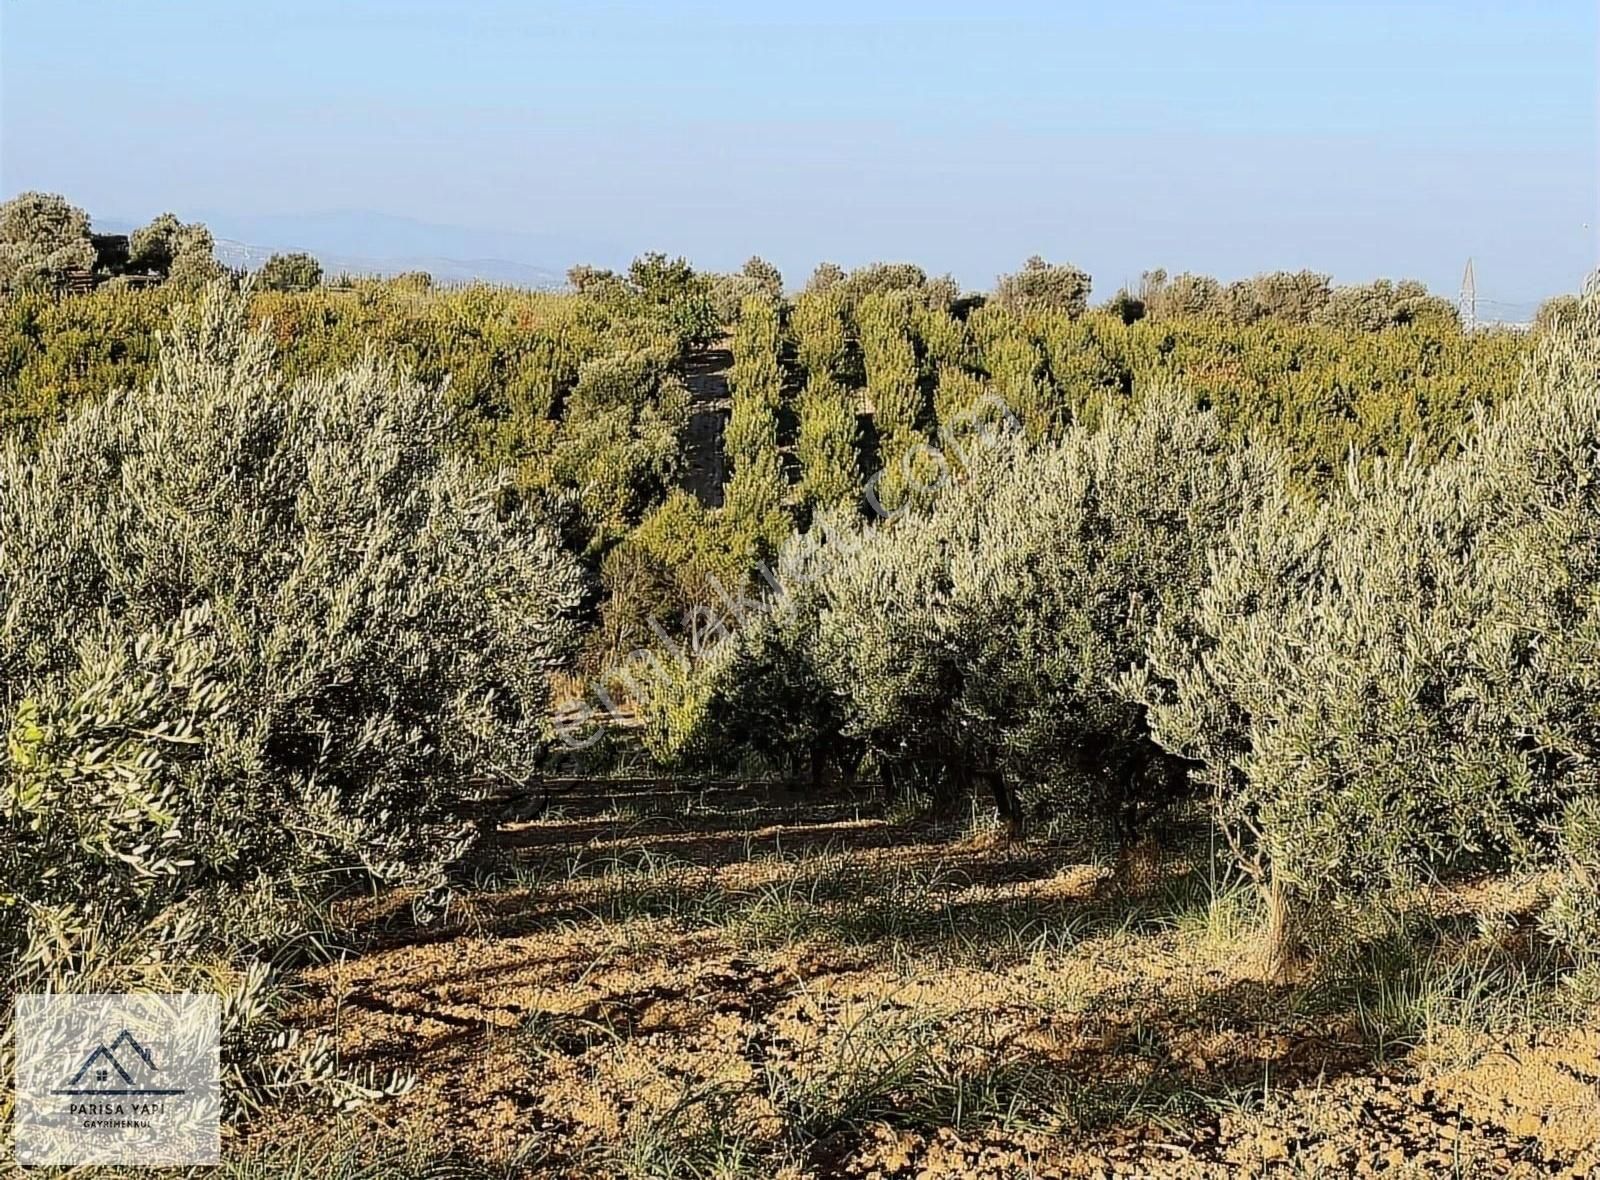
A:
[50, 1029, 186, 1097]
[16, 992, 220, 1165]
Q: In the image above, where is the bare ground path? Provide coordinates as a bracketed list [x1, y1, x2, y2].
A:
[259, 788, 1600, 1178]
[681, 341, 732, 508]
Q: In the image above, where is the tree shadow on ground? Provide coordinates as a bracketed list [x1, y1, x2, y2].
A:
[308, 784, 1580, 1173]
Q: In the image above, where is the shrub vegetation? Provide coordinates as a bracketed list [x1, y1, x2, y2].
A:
[1, 286, 584, 975]
[5, 189, 1595, 997]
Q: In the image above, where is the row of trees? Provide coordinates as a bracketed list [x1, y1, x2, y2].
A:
[13, 190, 1576, 336]
[1122, 267, 1461, 331]
[791, 287, 859, 512]
[0, 249, 1550, 688]
[2, 266, 1529, 487]
[0, 210, 1573, 703]
[724, 295, 791, 557]
[0, 274, 697, 548]
[792, 255, 1480, 332]
[0, 191, 325, 295]
[780, 266, 1530, 492]
[641, 284, 1600, 975]
[3, 205, 1595, 997]
[0, 191, 221, 292]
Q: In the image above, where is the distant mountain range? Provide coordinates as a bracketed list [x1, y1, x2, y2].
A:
[97, 209, 614, 289]
[211, 238, 567, 288]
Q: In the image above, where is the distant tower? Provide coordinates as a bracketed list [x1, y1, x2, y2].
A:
[1459, 258, 1477, 332]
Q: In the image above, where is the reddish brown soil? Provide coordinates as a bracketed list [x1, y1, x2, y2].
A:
[260, 788, 1600, 1178]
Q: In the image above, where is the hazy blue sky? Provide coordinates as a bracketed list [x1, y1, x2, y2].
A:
[3, 0, 1595, 303]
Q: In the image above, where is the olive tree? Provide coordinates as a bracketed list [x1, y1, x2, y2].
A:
[726, 296, 784, 466]
[1313, 279, 1457, 333]
[0, 191, 96, 292]
[941, 391, 1279, 830]
[1133, 280, 1600, 973]
[627, 252, 720, 350]
[1221, 270, 1332, 325]
[639, 523, 853, 780]
[723, 295, 791, 557]
[804, 261, 846, 293]
[969, 306, 1058, 439]
[791, 288, 851, 384]
[257, 251, 324, 292]
[1534, 294, 1581, 336]
[547, 347, 690, 552]
[128, 212, 223, 286]
[856, 290, 925, 439]
[993, 256, 1092, 319]
[741, 255, 783, 301]
[795, 376, 859, 513]
[685, 389, 1274, 830]
[708, 257, 784, 324]
[0, 284, 585, 967]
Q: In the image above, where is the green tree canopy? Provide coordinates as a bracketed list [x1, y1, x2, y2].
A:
[128, 211, 222, 286]
[0, 191, 96, 293]
[993, 256, 1092, 318]
[257, 251, 324, 292]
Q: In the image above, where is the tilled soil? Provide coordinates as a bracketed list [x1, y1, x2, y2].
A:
[267, 788, 1600, 1178]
